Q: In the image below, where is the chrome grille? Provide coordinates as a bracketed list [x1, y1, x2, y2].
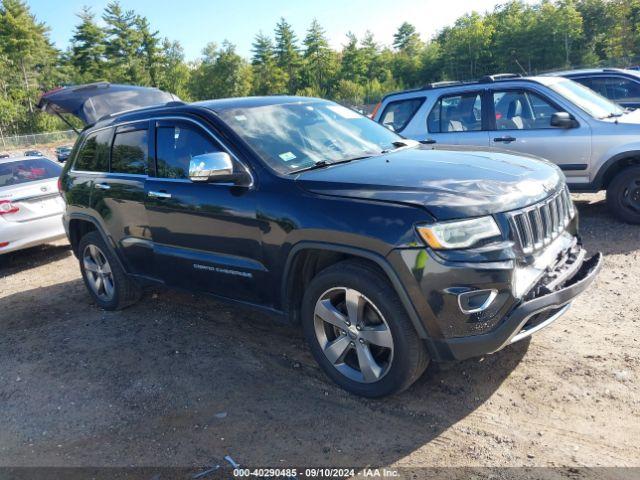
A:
[508, 186, 575, 254]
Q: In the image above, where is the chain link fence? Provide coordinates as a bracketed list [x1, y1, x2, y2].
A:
[0, 130, 77, 151]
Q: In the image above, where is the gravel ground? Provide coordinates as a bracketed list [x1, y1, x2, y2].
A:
[0, 193, 638, 476]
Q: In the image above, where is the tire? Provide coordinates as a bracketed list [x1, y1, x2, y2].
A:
[78, 231, 141, 310]
[606, 165, 640, 224]
[301, 260, 429, 397]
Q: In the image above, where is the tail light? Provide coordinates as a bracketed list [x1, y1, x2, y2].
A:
[0, 200, 19, 215]
[370, 101, 382, 119]
[57, 177, 62, 192]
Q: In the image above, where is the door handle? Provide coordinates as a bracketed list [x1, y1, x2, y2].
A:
[493, 136, 516, 143]
[95, 183, 111, 190]
[421, 138, 437, 144]
[148, 190, 172, 199]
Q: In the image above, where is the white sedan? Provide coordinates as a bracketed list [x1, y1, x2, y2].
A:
[0, 156, 66, 254]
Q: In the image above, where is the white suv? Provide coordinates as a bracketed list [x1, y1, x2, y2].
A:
[372, 74, 640, 223]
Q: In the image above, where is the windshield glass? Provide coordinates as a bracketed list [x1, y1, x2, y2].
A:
[549, 79, 625, 118]
[218, 101, 405, 174]
[0, 158, 61, 188]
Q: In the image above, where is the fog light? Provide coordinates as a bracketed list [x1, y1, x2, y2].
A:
[458, 289, 498, 314]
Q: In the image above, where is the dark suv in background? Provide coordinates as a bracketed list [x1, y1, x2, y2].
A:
[40, 83, 601, 397]
[552, 68, 640, 110]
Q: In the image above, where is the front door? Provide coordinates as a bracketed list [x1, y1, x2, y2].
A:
[488, 88, 592, 183]
[144, 118, 266, 304]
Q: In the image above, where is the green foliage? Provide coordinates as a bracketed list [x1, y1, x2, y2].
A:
[70, 6, 106, 81]
[393, 22, 423, 55]
[250, 32, 287, 95]
[189, 41, 252, 99]
[3, 0, 640, 139]
[274, 17, 302, 92]
[301, 18, 339, 96]
[156, 39, 191, 100]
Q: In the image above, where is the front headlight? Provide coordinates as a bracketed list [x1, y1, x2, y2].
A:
[417, 216, 501, 250]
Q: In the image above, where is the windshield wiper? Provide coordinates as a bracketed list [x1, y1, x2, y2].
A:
[289, 156, 372, 174]
[602, 112, 623, 118]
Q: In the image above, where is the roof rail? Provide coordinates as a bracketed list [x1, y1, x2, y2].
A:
[423, 80, 463, 89]
[479, 73, 521, 83]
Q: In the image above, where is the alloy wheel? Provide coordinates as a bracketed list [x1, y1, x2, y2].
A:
[82, 244, 115, 301]
[313, 287, 394, 383]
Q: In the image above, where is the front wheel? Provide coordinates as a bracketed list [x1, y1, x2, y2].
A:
[301, 260, 429, 397]
[606, 165, 640, 224]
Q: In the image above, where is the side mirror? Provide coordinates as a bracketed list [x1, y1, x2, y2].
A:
[550, 112, 578, 129]
[188, 152, 248, 185]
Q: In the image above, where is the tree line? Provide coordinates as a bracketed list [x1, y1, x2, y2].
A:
[1, 0, 640, 137]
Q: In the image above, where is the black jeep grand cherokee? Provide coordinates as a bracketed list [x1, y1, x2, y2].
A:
[40, 83, 601, 397]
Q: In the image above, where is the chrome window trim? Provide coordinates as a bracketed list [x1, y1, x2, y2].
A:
[70, 115, 255, 188]
[102, 172, 148, 179]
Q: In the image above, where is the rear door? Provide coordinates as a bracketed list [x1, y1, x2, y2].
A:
[487, 87, 591, 179]
[90, 122, 154, 275]
[423, 91, 491, 147]
[144, 118, 265, 303]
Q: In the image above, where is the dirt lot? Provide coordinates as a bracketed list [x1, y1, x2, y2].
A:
[0, 193, 638, 475]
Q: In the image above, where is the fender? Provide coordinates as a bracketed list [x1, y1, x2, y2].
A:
[66, 212, 129, 274]
[281, 241, 430, 340]
[590, 149, 640, 191]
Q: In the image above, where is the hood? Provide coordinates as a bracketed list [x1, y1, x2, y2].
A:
[603, 107, 640, 125]
[295, 147, 564, 220]
[37, 82, 179, 125]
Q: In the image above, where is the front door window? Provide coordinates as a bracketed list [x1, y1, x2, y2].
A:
[493, 90, 559, 130]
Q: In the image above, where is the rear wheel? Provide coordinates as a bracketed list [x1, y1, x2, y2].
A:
[606, 165, 640, 224]
[78, 231, 141, 310]
[302, 260, 429, 397]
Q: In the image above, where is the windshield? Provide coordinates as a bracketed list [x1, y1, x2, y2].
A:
[548, 79, 625, 118]
[218, 101, 406, 174]
[0, 158, 61, 188]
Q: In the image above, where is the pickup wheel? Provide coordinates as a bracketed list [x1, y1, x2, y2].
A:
[78, 231, 141, 310]
[607, 165, 640, 224]
[301, 260, 429, 397]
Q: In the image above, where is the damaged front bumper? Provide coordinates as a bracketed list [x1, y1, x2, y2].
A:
[438, 249, 602, 360]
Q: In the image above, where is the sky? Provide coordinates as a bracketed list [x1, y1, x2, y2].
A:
[28, 0, 526, 60]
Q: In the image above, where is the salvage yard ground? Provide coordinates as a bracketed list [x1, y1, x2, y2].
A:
[0, 193, 638, 472]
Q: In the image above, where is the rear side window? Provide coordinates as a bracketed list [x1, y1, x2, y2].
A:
[379, 98, 424, 132]
[155, 124, 221, 179]
[74, 130, 111, 172]
[0, 158, 61, 187]
[428, 93, 482, 133]
[111, 129, 148, 175]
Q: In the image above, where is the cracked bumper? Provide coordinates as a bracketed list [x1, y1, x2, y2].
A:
[434, 251, 603, 360]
